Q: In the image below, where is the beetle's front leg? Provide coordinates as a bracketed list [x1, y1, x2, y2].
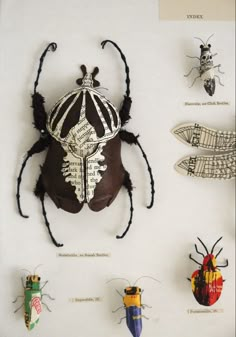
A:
[184, 66, 200, 77]
[119, 96, 132, 126]
[12, 295, 24, 303]
[119, 130, 155, 208]
[34, 174, 63, 247]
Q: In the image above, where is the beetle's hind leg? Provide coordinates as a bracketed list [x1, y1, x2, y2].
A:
[116, 170, 134, 239]
[119, 130, 155, 208]
[215, 75, 224, 86]
[34, 175, 63, 247]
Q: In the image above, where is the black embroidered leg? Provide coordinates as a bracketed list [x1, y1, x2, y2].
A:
[101, 39, 132, 126]
[119, 130, 155, 208]
[35, 175, 63, 247]
[116, 170, 134, 239]
[17, 137, 50, 218]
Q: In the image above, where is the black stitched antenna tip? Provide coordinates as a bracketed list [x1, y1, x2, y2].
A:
[101, 40, 130, 97]
[197, 237, 209, 255]
[211, 237, 223, 254]
[34, 42, 57, 94]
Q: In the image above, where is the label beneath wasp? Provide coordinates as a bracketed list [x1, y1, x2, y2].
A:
[159, 0, 235, 20]
[57, 252, 111, 258]
[187, 308, 224, 314]
[69, 297, 102, 303]
[184, 101, 230, 106]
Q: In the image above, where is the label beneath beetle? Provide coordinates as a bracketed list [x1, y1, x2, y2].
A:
[159, 0, 235, 20]
[184, 101, 230, 107]
[57, 252, 111, 258]
[69, 297, 102, 303]
[187, 308, 224, 314]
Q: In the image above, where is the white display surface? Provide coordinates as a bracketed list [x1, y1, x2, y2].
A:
[0, 1, 235, 336]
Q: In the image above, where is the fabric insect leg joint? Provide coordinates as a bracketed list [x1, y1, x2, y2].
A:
[34, 175, 63, 247]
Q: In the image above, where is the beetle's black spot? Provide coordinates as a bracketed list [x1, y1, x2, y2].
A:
[85, 91, 105, 138]
[94, 95, 112, 132]
[107, 102, 118, 128]
[60, 92, 83, 138]
[51, 94, 77, 132]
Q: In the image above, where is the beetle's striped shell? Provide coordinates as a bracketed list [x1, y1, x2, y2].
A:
[47, 87, 121, 146]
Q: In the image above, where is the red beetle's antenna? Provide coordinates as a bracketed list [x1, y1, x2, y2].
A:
[197, 237, 209, 255]
[211, 237, 223, 254]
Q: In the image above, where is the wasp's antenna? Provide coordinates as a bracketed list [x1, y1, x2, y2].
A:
[206, 34, 214, 45]
[197, 237, 209, 255]
[194, 36, 206, 45]
[34, 264, 43, 275]
[106, 278, 131, 286]
[133, 276, 160, 286]
[211, 237, 223, 254]
[20, 268, 32, 275]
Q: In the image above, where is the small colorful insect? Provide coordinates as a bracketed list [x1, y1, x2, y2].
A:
[188, 237, 228, 306]
[16, 41, 155, 247]
[13, 267, 54, 330]
[108, 276, 159, 337]
[185, 34, 224, 96]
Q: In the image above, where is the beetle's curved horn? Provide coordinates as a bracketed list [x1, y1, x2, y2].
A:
[80, 64, 87, 76]
[92, 66, 99, 78]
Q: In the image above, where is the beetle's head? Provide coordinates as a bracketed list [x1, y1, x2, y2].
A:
[203, 254, 217, 270]
[76, 65, 100, 88]
[200, 45, 213, 66]
[124, 286, 141, 295]
[25, 275, 41, 289]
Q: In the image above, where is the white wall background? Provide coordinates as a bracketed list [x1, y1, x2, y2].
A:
[0, 1, 235, 336]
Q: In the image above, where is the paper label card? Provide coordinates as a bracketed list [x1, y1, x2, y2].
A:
[159, 0, 235, 21]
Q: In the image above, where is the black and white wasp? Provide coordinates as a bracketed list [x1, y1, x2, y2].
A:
[185, 34, 224, 96]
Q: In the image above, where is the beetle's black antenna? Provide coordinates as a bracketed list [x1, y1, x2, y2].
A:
[116, 171, 133, 239]
[194, 244, 205, 258]
[211, 237, 223, 254]
[206, 34, 214, 45]
[20, 268, 32, 275]
[101, 40, 130, 97]
[34, 264, 43, 275]
[133, 276, 160, 286]
[106, 278, 131, 286]
[197, 237, 209, 255]
[215, 247, 223, 259]
[33, 42, 57, 94]
[194, 36, 206, 45]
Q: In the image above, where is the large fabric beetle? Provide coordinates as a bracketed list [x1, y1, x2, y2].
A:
[17, 41, 155, 247]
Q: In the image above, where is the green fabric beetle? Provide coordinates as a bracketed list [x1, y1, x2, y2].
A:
[13, 272, 54, 330]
